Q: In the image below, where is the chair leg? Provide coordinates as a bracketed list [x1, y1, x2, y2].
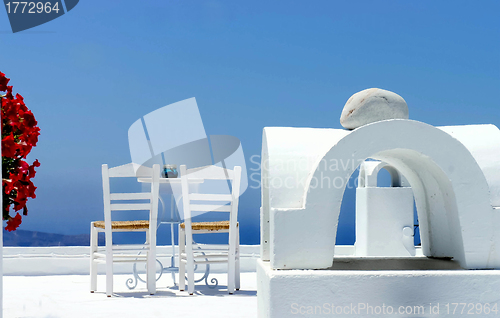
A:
[187, 253, 195, 295]
[146, 229, 156, 295]
[235, 229, 240, 291]
[105, 254, 113, 297]
[185, 231, 195, 295]
[228, 234, 236, 294]
[90, 223, 98, 293]
[178, 226, 186, 292]
[105, 232, 113, 297]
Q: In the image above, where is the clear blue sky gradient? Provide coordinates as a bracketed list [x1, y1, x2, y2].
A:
[1, 1, 499, 244]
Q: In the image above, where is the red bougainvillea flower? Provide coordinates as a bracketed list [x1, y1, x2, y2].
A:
[18, 160, 30, 174]
[2, 133, 18, 158]
[0, 72, 10, 91]
[28, 159, 40, 178]
[5, 213, 22, 231]
[1, 71, 40, 231]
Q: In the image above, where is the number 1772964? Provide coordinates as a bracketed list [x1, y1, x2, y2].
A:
[5, 2, 61, 14]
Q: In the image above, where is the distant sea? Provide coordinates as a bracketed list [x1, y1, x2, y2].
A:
[3, 229, 104, 247]
[2, 227, 260, 247]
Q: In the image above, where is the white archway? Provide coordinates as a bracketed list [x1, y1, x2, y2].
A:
[264, 120, 499, 270]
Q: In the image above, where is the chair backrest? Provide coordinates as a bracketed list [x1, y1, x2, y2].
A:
[102, 163, 160, 244]
[180, 164, 242, 234]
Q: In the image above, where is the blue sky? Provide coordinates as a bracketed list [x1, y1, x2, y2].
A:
[1, 0, 499, 244]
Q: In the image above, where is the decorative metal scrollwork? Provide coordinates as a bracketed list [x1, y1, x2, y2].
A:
[126, 259, 164, 290]
[126, 241, 217, 290]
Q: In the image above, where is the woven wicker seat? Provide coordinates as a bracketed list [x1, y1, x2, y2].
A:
[93, 220, 149, 230]
[180, 221, 239, 231]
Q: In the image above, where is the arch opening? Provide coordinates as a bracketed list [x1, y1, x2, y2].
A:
[371, 148, 463, 261]
[302, 143, 471, 268]
[339, 158, 424, 257]
[329, 151, 463, 269]
[364, 159, 421, 246]
[329, 148, 464, 260]
[336, 167, 359, 246]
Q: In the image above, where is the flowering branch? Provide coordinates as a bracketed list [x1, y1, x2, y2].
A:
[1, 71, 40, 231]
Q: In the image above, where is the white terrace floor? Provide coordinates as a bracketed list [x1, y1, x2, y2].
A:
[4, 273, 258, 318]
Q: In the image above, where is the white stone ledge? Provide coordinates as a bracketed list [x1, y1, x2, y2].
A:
[257, 259, 500, 318]
[3, 245, 260, 276]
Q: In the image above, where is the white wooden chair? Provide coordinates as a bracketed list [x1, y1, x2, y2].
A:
[178, 164, 242, 295]
[90, 163, 160, 297]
